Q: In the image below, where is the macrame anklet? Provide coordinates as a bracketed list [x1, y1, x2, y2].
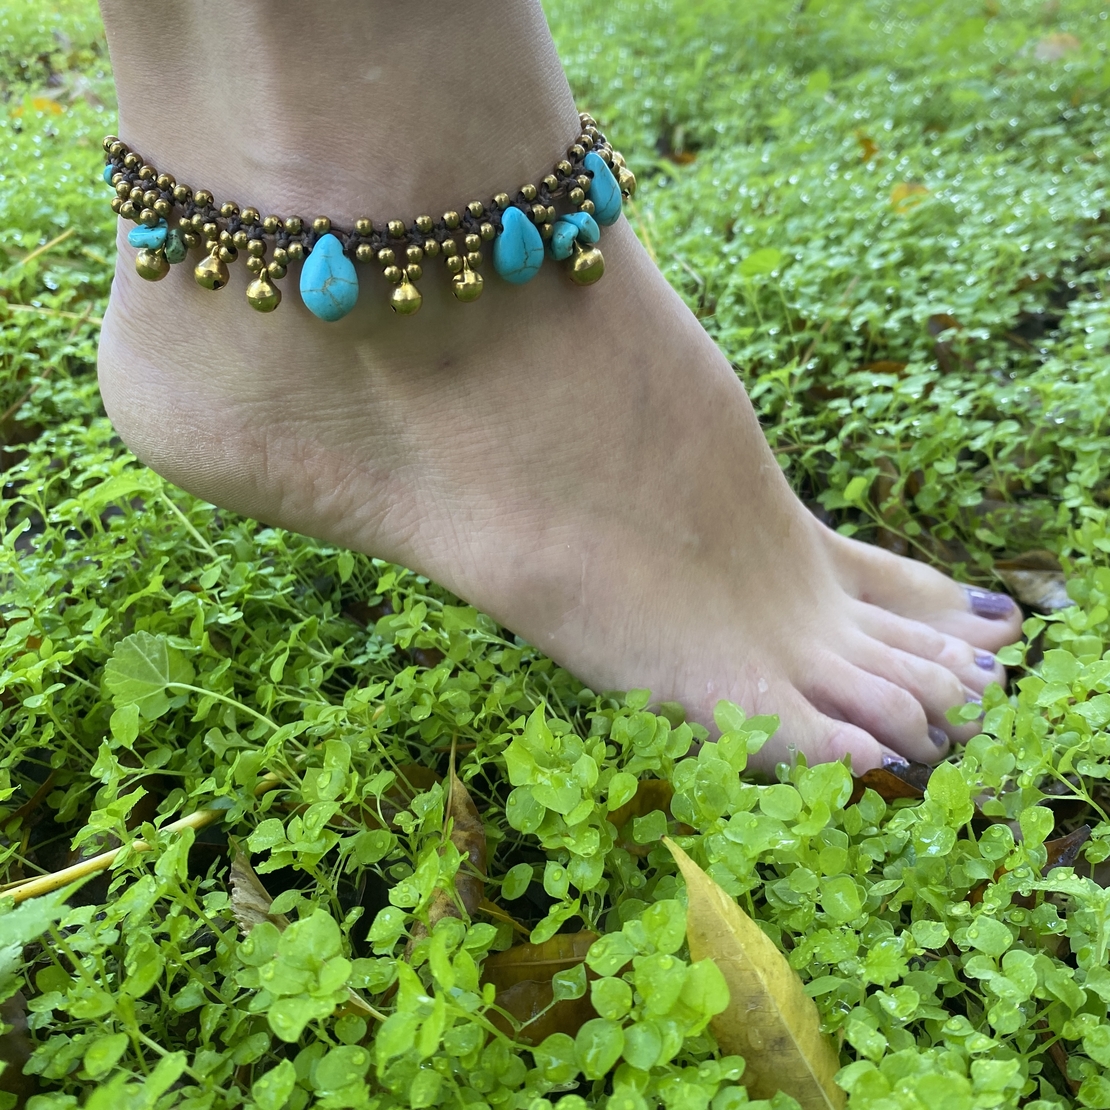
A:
[101, 112, 636, 321]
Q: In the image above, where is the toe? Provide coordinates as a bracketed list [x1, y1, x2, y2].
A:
[857, 605, 1008, 693]
[828, 531, 1023, 649]
[807, 655, 952, 764]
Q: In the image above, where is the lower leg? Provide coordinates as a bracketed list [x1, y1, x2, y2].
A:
[97, 0, 1022, 772]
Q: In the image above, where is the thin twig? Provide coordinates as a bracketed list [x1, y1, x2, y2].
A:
[6, 304, 103, 324]
[6, 228, 75, 271]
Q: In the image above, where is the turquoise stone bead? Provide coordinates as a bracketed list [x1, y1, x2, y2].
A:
[299, 233, 359, 321]
[548, 220, 578, 261]
[103, 164, 114, 185]
[127, 220, 168, 250]
[493, 206, 544, 284]
[584, 151, 622, 226]
[561, 211, 601, 244]
[163, 227, 187, 264]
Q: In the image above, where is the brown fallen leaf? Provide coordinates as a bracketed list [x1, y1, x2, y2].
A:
[407, 758, 487, 950]
[994, 550, 1071, 612]
[229, 847, 290, 934]
[665, 838, 845, 1110]
[482, 931, 598, 1044]
[357, 763, 442, 830]
[849, 761, 931, 806]
[608, 779, 676, 856]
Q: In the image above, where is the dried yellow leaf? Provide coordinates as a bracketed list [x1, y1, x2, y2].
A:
[665, 838, 845, 1110]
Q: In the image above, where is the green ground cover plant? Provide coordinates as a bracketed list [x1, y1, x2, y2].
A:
[3, 0, 1110, 1107]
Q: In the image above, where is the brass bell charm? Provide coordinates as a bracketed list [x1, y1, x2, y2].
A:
[194, 248, 229, 291]
[452, 260, 484, 302]
[134, 248, 169, 282]
[390, 276, 423, 315]
[568, 241, 604, 286]
[246, 273, 281, 312]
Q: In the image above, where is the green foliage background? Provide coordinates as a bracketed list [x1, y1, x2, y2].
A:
[4, 0, 1110, 1108]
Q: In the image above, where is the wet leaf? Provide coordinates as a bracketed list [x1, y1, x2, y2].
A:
[665, 839, 845, 1110]
[482, 931, 598, 1044]
[994, 550, 1071, 612]
[849, 761, 931, 805]
[1044, 824, 1091, 871]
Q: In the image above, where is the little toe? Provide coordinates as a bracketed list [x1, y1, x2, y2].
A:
[808, 656, 952, 763]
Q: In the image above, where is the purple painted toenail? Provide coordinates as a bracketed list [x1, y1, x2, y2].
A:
[928, 726, 948, 748]
[975, 651, 996, 670]
[966, 587, 1016, 620]
[881, 752, 910, 771]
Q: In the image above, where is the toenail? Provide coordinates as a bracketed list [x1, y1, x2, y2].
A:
[881, 751, 910, 771]
[928, 726, 948, 748]
[975, 650, 996, 670]
[966, 587, 1016, 620]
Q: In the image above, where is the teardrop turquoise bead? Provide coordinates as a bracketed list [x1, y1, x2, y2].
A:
[103, 164, 114, 185]
[299, 233, 359, 321]
[548, 220, 578, 261]
[493, 206, 544, 284]
[127, 220, 168, 249]
[584, 151, 622, 226]
[561, 211, 601, 244]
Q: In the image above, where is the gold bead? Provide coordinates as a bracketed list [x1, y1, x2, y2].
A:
[287, 241, 305, 262]
[262, 215, 281, 234]
[218, 245, 238, 263]
[377, 247, 396, 266]
[285, 216, 303, 234]
[520, 184, 538, 201]
[406, 245, 424, 264]
[382, 265, 402, 283]
[156, 173, 175, 191]
[124, 153, 141, 169]
[143, 189, 159, 208]
[102, 134, 118, 152]
[580, 199, 595, 215]
[120, 201, 136, 220]
[479, 222, 495, 242]
[247, 238, 267, 258]
[556, 160, 573, 176]
[110, 196, 124, 214]
[547, 205, 557, 223]
[107, 139, 124, 156]
[221, 229, 236, 246]
[467, 201, 484, 218]
[194, 189, 213, 207]
[240, 207, 259, 226]
[465, 251, 483, 269]
[202, 223, 219, 242]
[530, 204, 547, 225]
[423, 238, 441, 257]
[493, 193, 511, 209]
[178, 215, 192, 229]
[272, 246, 289, 266]
[219, 202, 238, 219]
[154, 199, 171, 218]
[568, 144, 585, 160]
[355, 242, 375, 263]
[313, 216, 331, 235]
[173, 184, 190, 203]
[355, 217, 373, 236]
[443, 211, 461, 230]
[576, 174, 591, 191]
[268, 262, 287, 280]
[138, 164, 156, 180]
[182, 231, 200, 249]
[441, 239, 458, 259]
[246, 274, 281, 312]
[569, 187, 585, 206]
[129, 186, 145, 204]
[464, 233, 481, 252]
[539, 223, 553, 240]
[618, 167, 637, 197]
[388, 219, 406, 238]
[568, 243, 604, 286]
[246, 255, 265, 274]
[611, 150, 626, 169]
[390, 279, 422, 315]
[134, 248, 169, 281]
[405, 263, 423, 282]
[445, 255, 464, 275]
[452, 263, 483, 302]
[140, 208, 159, 227]
[115, 181, 131, 199]
[543, 174, 559, 191]
[580, 134, 594, 149]
[415, 215, 433, 234]
[598, 147, 613, 165]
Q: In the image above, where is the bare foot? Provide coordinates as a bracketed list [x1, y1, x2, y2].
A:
[95, 0, 1023, 774]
